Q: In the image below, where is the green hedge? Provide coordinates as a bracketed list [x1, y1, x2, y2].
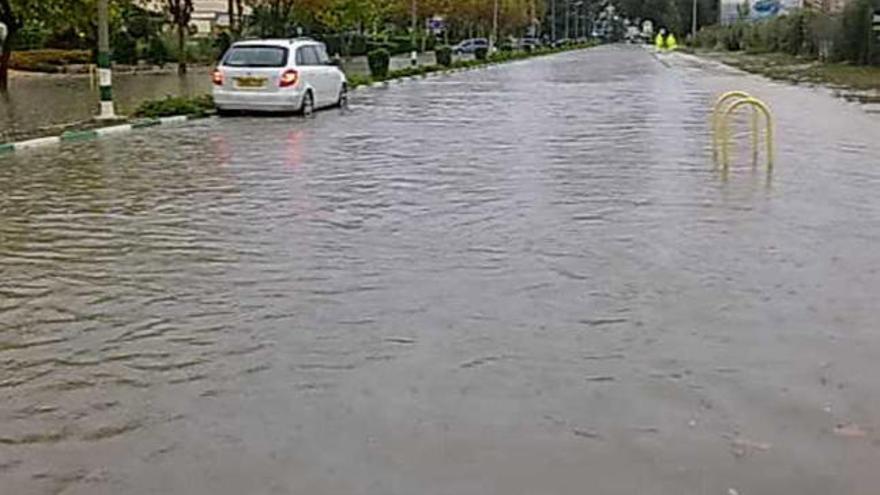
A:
[134, 95, 214, 118]
[436, 45, 453, 67]
[367, 48, 391, 78]
[347, 40, 598, 87]
[319, 35, 436, 57]
[9, 49, 92, 72]
[321, 34, 369, 57]
[694, 4, 878, 65]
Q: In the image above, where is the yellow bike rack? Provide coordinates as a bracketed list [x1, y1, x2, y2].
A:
[711, 91, 752, 160]
[711, 92, 774, 173]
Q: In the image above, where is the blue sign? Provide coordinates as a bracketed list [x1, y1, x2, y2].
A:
[428, 17, 445, 33]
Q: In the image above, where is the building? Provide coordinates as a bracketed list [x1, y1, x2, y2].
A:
[720, 0, 854, 22]
[720, 0, 805, 24]
[137, 0, 243, 35]
[191, 0, 232, 35]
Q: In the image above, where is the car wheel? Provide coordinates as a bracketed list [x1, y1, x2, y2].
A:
[336, 84, 348, 109]
[300, 91, 314, 117]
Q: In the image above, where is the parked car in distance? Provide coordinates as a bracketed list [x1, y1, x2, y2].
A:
[551, 38, 572, 48]
[212, 38, 347, 116]
[452, 38, 489, 55]
[517, 37, 542, 50]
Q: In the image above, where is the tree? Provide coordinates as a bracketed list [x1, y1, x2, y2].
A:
[0, 0, 23, 90]
[166, 0, 193, 74]
[246, 0, 296, 38]
[0, 0, 117, 90]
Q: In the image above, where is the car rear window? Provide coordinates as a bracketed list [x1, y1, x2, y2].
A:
[224, 46, 288, 68]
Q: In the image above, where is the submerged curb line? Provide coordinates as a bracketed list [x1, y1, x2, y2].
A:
[3, 45, 597, 155]
[349, 44, 598, 93]
[0, 114, 210, 155]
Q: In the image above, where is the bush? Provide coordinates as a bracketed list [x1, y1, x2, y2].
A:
[322, 34, 369, 57]
[694, 5, 878, 66]
[436, 45, 453, 67]
[365, 40, 392, 53]
[835, 0, 873, 64]
[474, 46, 488, 61]
[8, 49, 92, 72]
[346, 73, 372, 88]
[113, 33, 139, 65]
[145, 37, 169, 66]
[387, 36, 416, 55]
[134, 95, 214, 118]
[367, 48, 390, 78]
[724, 22, 746, 51]
[10, 20, 50, 50]
[214, 31, 233, 60]
[188, 37, 221, 64]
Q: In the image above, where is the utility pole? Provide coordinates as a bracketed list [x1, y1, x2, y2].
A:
[564, 0, 570, 39]
[692, 0, 698, 41]
[551, 0, 556, 42]
[492, 0, 499, 52]
[410, 0, 417, 66]
[97, 0, 116, 119]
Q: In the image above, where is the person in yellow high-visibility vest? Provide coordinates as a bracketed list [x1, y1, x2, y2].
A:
[655, 29, 666, 50]
[666, 32, 678, 51]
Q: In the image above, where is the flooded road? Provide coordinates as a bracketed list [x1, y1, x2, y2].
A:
[2, 45, 880, 494]
[0, 69, 213, 142]
[0, 52, 437, 142]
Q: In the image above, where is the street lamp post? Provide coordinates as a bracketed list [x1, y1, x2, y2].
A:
[692, 0, 698, 41]
[410, 0, 418, 66]
[573, 1, 583, 39]
[564, 0, 570, 39]
[551, 0, 556, 42]
[97, 0, 116, 119]
[492, 0, 499, 52]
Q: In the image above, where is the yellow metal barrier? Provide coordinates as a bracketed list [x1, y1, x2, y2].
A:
[712, 91, 754, 162]
[711, 92, 774, 173]
[720, 97, 774, 171]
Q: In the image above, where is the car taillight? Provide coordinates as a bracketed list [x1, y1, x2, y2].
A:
[212, 69, 223, 86]
[279, 69, 298, 88]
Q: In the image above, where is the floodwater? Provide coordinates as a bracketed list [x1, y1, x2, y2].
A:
[0, 52, 437, 142]
[1, 45, 880, 494]
[0, 69, 213, 142]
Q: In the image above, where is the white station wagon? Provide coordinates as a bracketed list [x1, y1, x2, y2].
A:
[212, 38, 348, 116]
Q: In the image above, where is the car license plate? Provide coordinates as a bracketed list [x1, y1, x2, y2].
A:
[234, 77, 267, 89]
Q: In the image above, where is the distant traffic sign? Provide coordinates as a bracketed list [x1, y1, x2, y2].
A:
[427, 16, 445, 34]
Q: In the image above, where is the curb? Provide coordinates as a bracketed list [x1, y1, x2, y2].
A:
[1, 46, 596, 156]
[0, 114, 209, 155]
[348, 45, 598, 92]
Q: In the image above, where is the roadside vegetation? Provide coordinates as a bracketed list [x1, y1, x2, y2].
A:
[0, 0, 553, 90]
[691, 0, 880, 92]
[0, 0, 720, 90]
[131, 39, 598, 118]
[694, 0, 878, 66]
[133, 94, 214, 118]
[699, 51, 880, 94]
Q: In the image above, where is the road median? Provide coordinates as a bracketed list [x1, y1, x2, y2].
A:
[1, 42, 599, 156]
